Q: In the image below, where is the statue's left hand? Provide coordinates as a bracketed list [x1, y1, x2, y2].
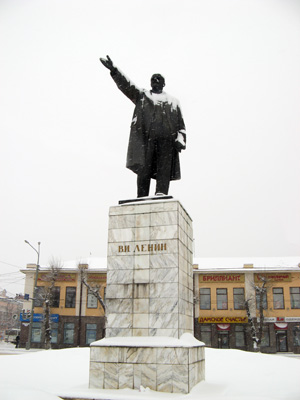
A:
[175, 132, 186, 151]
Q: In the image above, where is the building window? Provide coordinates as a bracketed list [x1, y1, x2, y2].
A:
[273, 288, 284, 309]
[34, 286, 45, 307]
[235, 325, 245, 347]
[63, 323, 74, 344]
[51, 287, 60, 308]
[256, 289, 268, 310]
[65, 287, 76, 308]
[293, 326, 300, 347]
[261, 325, 270, 347]
[200, 288, 211, 310]
[200, 325, 212, 346]
[51, 322, 58, 344]
[233, 288, 245, 310]
[217, 288, 228, 310]
[86, 323, 97, 344]
[31, 322, 42, 343]
[87, 290, 98, 308]
[290, 287, 300, 309]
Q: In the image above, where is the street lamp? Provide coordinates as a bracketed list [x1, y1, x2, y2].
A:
[25, 240, 41, 350]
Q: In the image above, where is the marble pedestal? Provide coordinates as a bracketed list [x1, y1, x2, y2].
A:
[89, 199, 205, 393]
[90, 335, 205, 393]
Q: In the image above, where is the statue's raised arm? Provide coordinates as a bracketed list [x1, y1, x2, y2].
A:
[99, 55, 141, 104]
[99, 56, 186, 198]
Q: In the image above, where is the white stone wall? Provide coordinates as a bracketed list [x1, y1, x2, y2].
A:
[90, 343, 205, 393]
[106, 200, 194, 338]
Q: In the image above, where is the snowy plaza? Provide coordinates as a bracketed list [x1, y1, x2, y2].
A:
[1, 0, 300, 399]
[0, 342, 300, 400]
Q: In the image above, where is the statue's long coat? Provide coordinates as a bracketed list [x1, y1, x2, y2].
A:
[110, 68, 186, 181]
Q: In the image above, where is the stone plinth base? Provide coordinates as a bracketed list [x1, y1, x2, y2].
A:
[89, 334, 205, 394]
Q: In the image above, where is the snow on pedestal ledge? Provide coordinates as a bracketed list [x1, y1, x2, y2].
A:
[90, 333, 205, 348]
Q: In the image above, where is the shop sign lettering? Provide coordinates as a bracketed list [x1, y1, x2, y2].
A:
[87, 274, 106, 282]
[199, 274, 244, 283]
[255, 273, 291, 282]
[260, 317, 300, 323]
[258, 317, 276, 323]
[198, 317, 248, 324]
[38, 273, 76, 282]
[285, 317, 300, 322]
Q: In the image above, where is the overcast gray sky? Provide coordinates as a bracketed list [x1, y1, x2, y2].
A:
[1, 0, 300, 295]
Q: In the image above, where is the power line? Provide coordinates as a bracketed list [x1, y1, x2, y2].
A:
[0, 277, 25, 285]
[0, 260, 22, 269]
[0, 271, 23, 277]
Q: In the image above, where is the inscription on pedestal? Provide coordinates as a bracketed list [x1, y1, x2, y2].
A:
[118, 243, 167, 253]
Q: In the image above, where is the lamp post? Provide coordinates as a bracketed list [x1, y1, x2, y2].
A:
[25, 240, 41, 350]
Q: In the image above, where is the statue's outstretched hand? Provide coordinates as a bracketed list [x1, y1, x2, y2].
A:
[100, 55, 115, 71]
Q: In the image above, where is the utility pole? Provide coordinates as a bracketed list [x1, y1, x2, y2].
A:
[78, 278, 83, 347]
[25, 240, 40, 350]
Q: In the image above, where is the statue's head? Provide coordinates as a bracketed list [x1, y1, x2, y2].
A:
[151, 74, 165, 93]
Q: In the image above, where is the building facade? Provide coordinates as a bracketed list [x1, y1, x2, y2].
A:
[20, 258, 300, 353]
[193, 262, 300, 353]
[20, 261, 106, 349]
[0, 289, 22, 341]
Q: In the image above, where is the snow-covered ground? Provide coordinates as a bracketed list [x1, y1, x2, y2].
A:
[0, 341, 41, 355]
[0, 342, 299, 400]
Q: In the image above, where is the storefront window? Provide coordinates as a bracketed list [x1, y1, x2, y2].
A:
[64, 322, 74, 344]
[293, 326, 300, 347]
[200, 288, 211, 310]
[217, 288, 228, 309]
[276, 331, 288, 352]
[233, 288, 245, 310]
[50, 322, 58, 344]
[218, 332, 229, 349]
[31, 322, 42, 343]
[273, 288, 284, 309]
[235, 325, 245, 347]
[86, 323, 97, 344]
[87, 290, 98, 308]
[65, 287, 76, 308]
[290, 287, 300, 309]
[261, 325, 270, 347]
[200, 325, 212, 346]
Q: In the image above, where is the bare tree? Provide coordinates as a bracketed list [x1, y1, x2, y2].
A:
[35, 259, 62, 349]
[77, 263, 106, 312]
[245, 275, 269, 351]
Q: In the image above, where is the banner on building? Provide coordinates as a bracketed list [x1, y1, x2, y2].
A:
[254, 273, 291, 282]
[259, 317, 300, 323]
[285, 317, 300, 322]
[20, 313, 59, 322]
[38, 273, 76, 282]
[198, 316, 248, 323]
[199, 274, 245, 283]
[87, 274, 106, 282]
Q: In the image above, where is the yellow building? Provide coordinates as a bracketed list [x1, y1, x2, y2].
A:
[20, 259, 106, 348]
[193, 258, 300, 353]
[20, 256, 300, 353]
